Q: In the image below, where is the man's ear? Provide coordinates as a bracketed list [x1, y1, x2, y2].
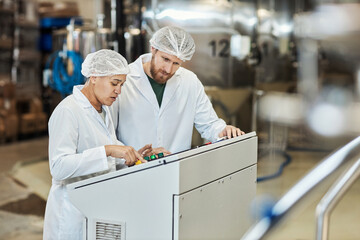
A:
[89, 76, 97, 84]
[151, 47, 157, 55]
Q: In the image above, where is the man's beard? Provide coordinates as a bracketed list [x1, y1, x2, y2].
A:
[150, 57, 174, 84]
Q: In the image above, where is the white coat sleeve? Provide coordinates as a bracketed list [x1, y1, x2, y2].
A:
[194, 81, 226, 142]
[48, 107, 109, 181]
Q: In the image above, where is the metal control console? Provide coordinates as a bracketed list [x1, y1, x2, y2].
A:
[67, 132, 258, 240]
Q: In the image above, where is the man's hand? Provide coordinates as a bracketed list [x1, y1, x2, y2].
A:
[138, 145, 171, 160]
[218, 125, 245, 139]
[138, 144, 153, 162]
[152, 147, 171, 157]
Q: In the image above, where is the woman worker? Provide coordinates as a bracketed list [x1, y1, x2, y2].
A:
[43, 49, 151, 239]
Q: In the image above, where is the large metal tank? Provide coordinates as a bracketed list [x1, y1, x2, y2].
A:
[122, 0, 313, 87]
[124, 0, 257, 88]
[118, 0, 314, 137]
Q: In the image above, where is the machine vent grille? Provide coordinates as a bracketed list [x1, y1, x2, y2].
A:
[95, 221, 125, 240]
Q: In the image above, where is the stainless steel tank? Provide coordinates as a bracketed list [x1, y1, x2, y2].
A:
[119, 0, 313, 135]
[52, 20, 114, 57]
[127, 0, 258, 88]
[123, 0, 311, 87]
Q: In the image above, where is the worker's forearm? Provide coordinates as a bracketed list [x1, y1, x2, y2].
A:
[104, 145, 115, 157]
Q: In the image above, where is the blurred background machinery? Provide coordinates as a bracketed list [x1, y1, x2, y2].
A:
[114, 0, 315, 150]
[0, 0, 46, 142]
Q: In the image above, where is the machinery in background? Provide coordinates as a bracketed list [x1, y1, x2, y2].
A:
[294, 2, 360, 137]
[0, 1, 16, 142]
[43, 16, 115, 97]
[110, 0, 313, 147]
[0, 0, 14, 82]
[41, 1, 119, 112]
[257, 1, 360, 147]
[116, 0, 313, 86]
[0, 0, 47, 142]
[120, 0, 257, 88]
[11, 0, 41, 100]
[243, 2, 360, 239]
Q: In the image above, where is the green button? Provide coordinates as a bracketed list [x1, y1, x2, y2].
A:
[144, 156, 150, 161]
[150, 154, 157, 160]
[157, 152, 164, 158]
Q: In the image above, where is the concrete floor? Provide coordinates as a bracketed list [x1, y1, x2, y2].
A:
[0, 135, 359, 239]
[0, 136, 49, 240]
[256, 150, 360, 240]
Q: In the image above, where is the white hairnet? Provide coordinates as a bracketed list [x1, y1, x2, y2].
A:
[81, 49, 129, 78]
[149, 26, 195, 61]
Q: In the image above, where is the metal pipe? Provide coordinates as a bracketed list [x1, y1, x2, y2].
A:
[111, 0, 116, 33]
[151, 0, 160, 31]
[241, 136, 360, 240]
[251, 90, 264, 132]
[115, 0, 125, 55]
[316, 158, 360, 240]
[356, 68, 360, 101]
[297, 38, 319, 102]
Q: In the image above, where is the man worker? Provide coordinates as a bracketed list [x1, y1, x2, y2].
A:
[110, 26, 245, 154]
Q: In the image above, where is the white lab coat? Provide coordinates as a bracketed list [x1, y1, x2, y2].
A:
[43, 85, 125, 240]
[110, 53, 226, 153]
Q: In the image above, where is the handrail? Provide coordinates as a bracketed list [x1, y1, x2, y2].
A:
[316, 157, 360, 240]
[241, 136, 360, 240]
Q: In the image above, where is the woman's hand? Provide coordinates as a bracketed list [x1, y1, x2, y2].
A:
[105, 145, 144, 166]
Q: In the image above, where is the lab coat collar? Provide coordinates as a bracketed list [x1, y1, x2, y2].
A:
[72, 85, 93, 109]
[160, 75, 180, 115]
[130, 53, 150, 78]
[130, 54, 181, 114]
